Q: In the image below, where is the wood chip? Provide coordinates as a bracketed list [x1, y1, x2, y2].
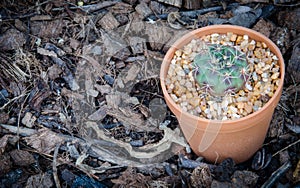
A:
[88, 105, 108, 121]
[98, 12, 120, 30]
[158, 0, 182, 7]
[106, 94, 122, 109]
[94, 84, 112, 94]
[128, 36, 146, 54]
[0, 28, 26, 51]
[183, 0, 200, 9]
[100, 29, 130, 59]
[0, 154, 12, 176]
[47, 64, 62, 80]
[24, 128, 64, 154]
[21, 112, 36, 128]
[135, 2, 153, 18]
[26, 173, 54, 188]
[10, 149, 35, 166]
[244, 103, 253, 114]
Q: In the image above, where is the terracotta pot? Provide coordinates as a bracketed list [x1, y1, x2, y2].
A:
[160, 25, 285, 163]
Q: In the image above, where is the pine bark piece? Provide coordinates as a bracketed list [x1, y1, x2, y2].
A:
[135, 2, 153, 18]
[128, 36, 146, 54]
[184, 0, 201, 9]
[158, 0, 182, 7]
[0, 154, 12, 176]
[150, 1, 166, 15]
[145, 23, 174, 50]
[252, 19, 274, 38]
[98, 12, 120, 31]
[9, 149, 35, 166]
[288, 41, 300, 82]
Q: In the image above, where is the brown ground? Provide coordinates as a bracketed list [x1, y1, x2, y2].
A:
[0, 0, 299, 187]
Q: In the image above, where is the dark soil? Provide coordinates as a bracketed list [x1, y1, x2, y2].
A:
[0, 0, 299, 187]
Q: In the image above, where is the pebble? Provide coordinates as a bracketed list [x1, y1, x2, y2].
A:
[271, 72, 280, 80]
[189, 98, 200, 107]
[166, 32, 281, 120]
[244, 103, 253, 114]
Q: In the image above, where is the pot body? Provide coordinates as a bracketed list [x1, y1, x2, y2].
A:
[160, 25, 285, 163]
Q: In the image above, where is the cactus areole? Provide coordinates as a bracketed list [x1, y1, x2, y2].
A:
[193, 42, 249, 96]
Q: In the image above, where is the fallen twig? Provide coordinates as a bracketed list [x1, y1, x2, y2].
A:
[52, 1, 121, 13]
[145, 3, 239, 21]
[0, 123, 37, 136]
[272, 139, 300, 157]
[53, 143, 62, 188]
[261, 161, 292, 188]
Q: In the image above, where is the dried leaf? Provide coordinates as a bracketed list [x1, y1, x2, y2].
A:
[31, 20, 68, 38]
[9, 149, 35, 166]
[0, 134, 17, 155]
[88, 105, 108, 121]
[98, 12, 120, 30]
[0, 28, 26, 50]
[24, 128, 64, 154]
[25, 173, 54, 188]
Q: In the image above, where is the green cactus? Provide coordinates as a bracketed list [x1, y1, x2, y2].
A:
[193, 43, 249, 96]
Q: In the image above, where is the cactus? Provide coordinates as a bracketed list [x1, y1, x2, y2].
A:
[193, 42, 249, 96]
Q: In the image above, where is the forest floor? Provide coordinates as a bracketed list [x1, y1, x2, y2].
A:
[0, 0, 299, 187]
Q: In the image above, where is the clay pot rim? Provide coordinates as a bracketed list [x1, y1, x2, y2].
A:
[160, 25, 285, 130]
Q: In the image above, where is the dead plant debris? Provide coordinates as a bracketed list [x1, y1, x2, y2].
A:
[0, 0, 299, 187]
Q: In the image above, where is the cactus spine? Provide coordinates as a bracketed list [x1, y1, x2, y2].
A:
[193, 42, 249, 96]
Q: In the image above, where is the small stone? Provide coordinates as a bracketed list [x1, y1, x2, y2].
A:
[179, 79, 186, 85]
[200, 104, 207, 111]
[221, 99, 229, 109]
[253, 105, 260, 112]
[181, 94, 187, 101]
[230, 34, 237, 42]
[189, 98, 201, 107]
[256, 42, 262, 47]
[267, 92, 274, 97]
[254, 101, 263, 107]
[177, 70, 186, 77]
[261, 42, 267, 48]
[254, 49, 263, 58]
[175, 86, 187, 96]
[244, 103, 253, 113]
[236, 35, 243, 44]
[186, 92, 193, 99]
[170, 94, 179, 102]
[262, 77, 269, 82]
[171, 59, 176, 65]
[245, 82, 253, 91]
[262, 64, 271, 71]
[254, 81, 262, 89]
[272, 55, 278, 60]
[22, 112, 36, 128]
[185, 81, 193, 89]
[229, 105, 238, 114]
[248, 40, 256, 50]
[261, 73, 268, 78]
[272, 67, 280, 73]
[271, 72, 280, 80]
[175, 50, 182, 57]
[236, 97, 247, 102]
[232, 113, 241, 119]
[238, 90, 245, 96]
[237, 102, 245, 109]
